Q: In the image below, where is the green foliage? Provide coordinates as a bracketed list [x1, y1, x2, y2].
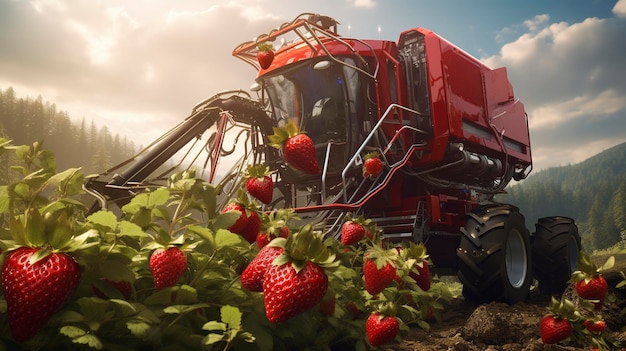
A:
[0, 141, 448, 350]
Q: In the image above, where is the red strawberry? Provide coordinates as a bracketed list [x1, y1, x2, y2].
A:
[241, 210, 261, 244]
[222, 202, 249, 234]
[539, 314, 573, 344]
[257, 225, 289, 249]
[363, 152, 384, 178]
[575, 276, 608, 310]
[341, 220, 365, 245]
[245, 164, 274, 205]
[268, 119, 320, 175]
[240, 245, 284, 292]
[93, 278, 132, 300]
[409, 259, 431, 291]
[1, 247, 81, 341]
[256, 42, 274, 69]
[319, 294, 336, 316]
[584, 319, 606, 333]
[262, 260, 328, 323]
[363, 254, 397, 295]
[149, 247, 187, 289]
[366, 312, 399, 347]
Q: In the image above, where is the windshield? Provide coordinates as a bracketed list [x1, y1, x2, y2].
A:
[262, 57, 363, 146]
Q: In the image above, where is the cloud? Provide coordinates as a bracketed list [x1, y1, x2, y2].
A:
[349, 0, 376, 8]
[614, 0, 626, 18]
[483, 11, 626, 170]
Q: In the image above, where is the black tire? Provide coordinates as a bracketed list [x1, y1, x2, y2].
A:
[457, 204, 532, 304]
[531, 216, 581, 295]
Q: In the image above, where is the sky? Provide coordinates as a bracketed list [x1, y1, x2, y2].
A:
[0, 0, 625, 173]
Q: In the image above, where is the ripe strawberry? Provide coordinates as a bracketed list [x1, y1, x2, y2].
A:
[584, 319, 606, 333]
[241, 245, 284, 292]
[409, 260, 431, 291]
[319, 294, 336, 316]
[222, 202, 249, 234]
[341, 220, 365, 245]
[245, 164, 273, 205]
[256, 42, 274, 69]
[93, 278, 132, 300]
[1, 247, 81, 341]
[575, 276, 608, 310]
[366, 312, 399, 347]
[257, 225, 289, 249]
[363, 253, 397, 295]
[241, 210, 261, 244]
[268, 119, 320, 175]
[539, 314, 573, 344]
[262, 260, 328, 323]
[149, 247, 187, 289]
[363, 152, 384, 178]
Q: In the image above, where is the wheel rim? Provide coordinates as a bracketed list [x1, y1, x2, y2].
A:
[567, 235, 579, 273]
[505, 229, 528, 288]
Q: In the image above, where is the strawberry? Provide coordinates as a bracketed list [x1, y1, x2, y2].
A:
[584, 319, 606, 333]
[363, 152, 384, 178]
[366, 312, 399, 347]
[268, 119, 320, 175]
[1, 247, 81, 341]
[570, 252, 612, 310]
[240, 244, 284, 292]
[400, 242, 431, 291]
[539, 314, 573, 344]
[245, 164, 273, 205]
[222, 202, 249, 234]
[262, 260, 328, 323]
[257, 225, 289, 249]
[318, 293, 336, 316]
[363, 247, 398, 295]
[241, 210, 261, 244]
[256, 42, 274, 69]
[93, 278, 132, 300]
[341, 220, 365, 245]
[149, 247, 187, 289]
[575, 276, 608, 310]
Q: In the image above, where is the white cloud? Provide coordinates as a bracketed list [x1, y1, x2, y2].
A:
[349, 0, 376, 8]
[614, 0, 626, 18]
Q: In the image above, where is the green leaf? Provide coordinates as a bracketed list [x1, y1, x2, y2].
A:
[0, 186, 10, 214]
[60, 325, 87, 338]
[73, 334, 103, 350]
[214, 228, 245, 249]
[48, 168, 84, 195]
[221, 305, 242, 332]
[118, 220, 147, 239]
[203, 333, 225, 345]
[25, 207, 46, 247]
[126, 320, 152, 338]
[99, 260, 135, 282]
[203, 321, 227, 331]
[148, 188, 170, 207]
[78, 297, 110, 322]
[213, 212, 241, 231]
[87, 211, 119, 232]
[174, 284, 198, 304]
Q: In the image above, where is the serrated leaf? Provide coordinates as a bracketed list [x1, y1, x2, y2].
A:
[203, 321, 227, 331]
[213, 212, 241, 231]
[48, 168, 83, 195]
[73, 334, 103, 350]
[215, 228, 245, 249]
[60, 325, 87, 338]
[174, 284, 198, 304]
[148, 188, 170, 207]
[99, 260, 135, 282]
[203, 333, 225, 345]
[126, 320, 152, 338]
[78, 297, 110, 322]
[221, 305, 242, 332]
[87, 211, 119, 232]
[187, 225, 214, 246]
[118, 220, 147, 239]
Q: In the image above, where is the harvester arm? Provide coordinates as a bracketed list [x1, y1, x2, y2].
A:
[84, 92, 271, 214]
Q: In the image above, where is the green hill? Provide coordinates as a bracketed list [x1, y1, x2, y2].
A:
[498, 142, 626, 251]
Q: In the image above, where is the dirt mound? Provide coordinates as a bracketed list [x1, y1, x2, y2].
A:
[383, 268, 626, 351]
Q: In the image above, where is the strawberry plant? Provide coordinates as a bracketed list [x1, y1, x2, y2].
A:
[0, 139, 447, 350]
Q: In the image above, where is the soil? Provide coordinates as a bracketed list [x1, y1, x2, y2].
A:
[382, 254, 626, 351]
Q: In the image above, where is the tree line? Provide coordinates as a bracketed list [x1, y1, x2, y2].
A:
[498, 142, 626, 252]
[0, 86, 137, 179]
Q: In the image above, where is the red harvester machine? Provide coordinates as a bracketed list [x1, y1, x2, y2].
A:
[85, 13, 581, 303]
